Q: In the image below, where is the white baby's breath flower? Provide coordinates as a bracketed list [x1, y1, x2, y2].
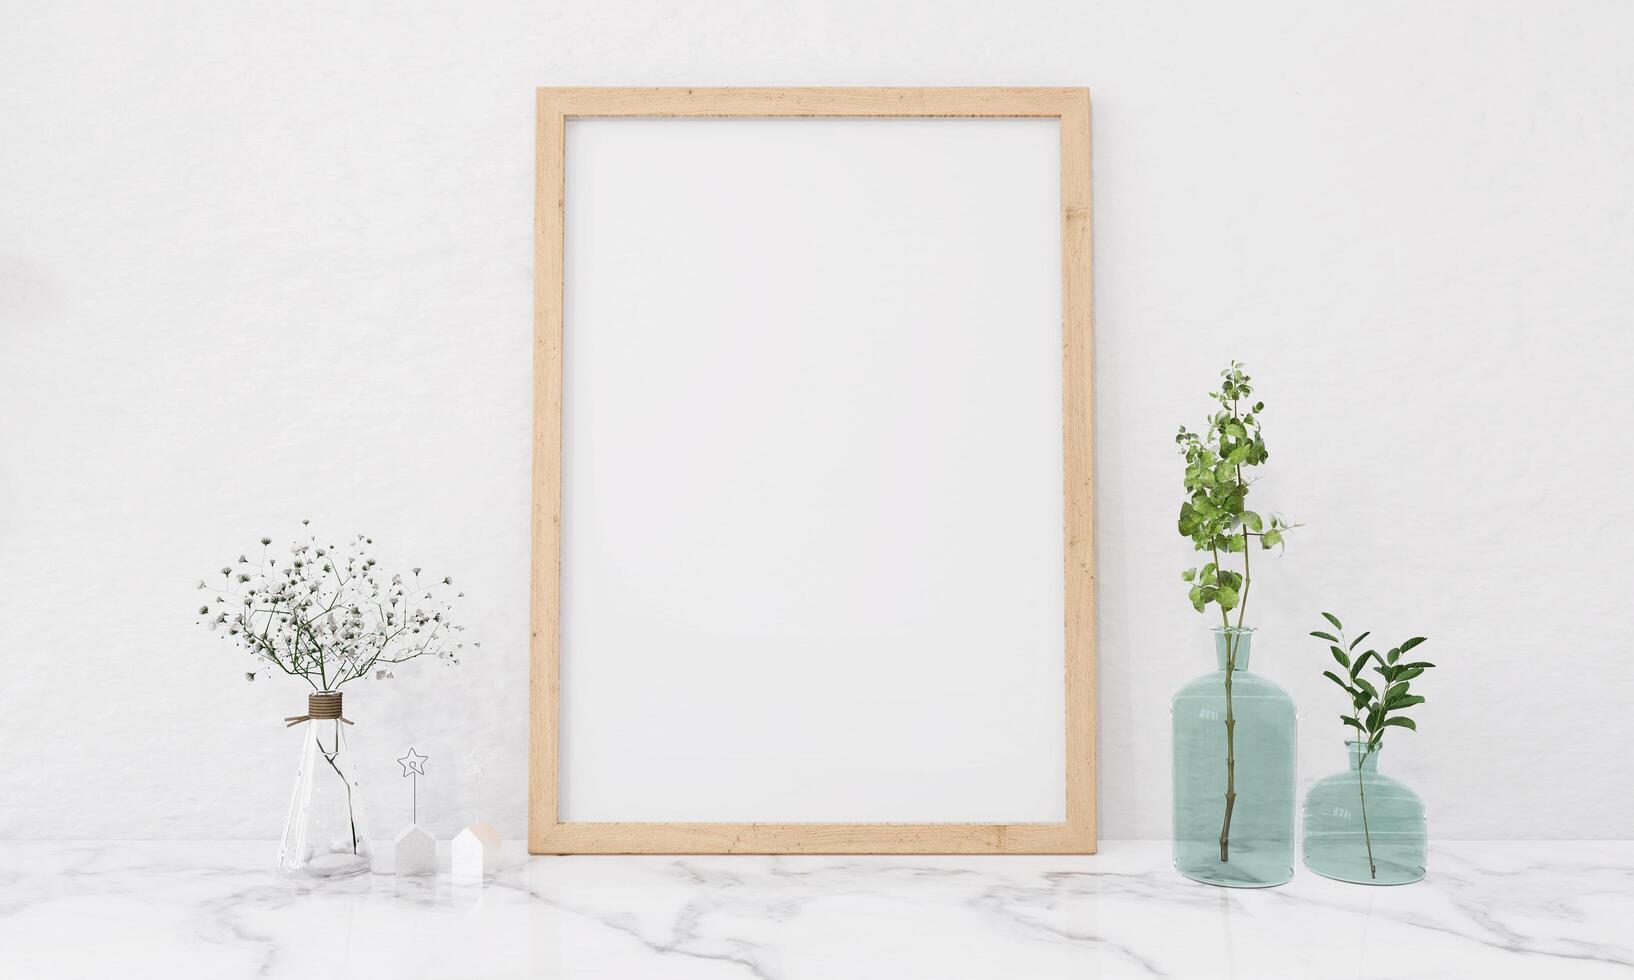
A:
[198, 524, 471, 690]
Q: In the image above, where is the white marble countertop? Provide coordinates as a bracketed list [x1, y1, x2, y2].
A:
[1, 841, 1629, 979]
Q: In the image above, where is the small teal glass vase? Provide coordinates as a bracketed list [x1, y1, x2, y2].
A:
[1172, 627, 1296, 887]
[1302, 741, 1427, 884]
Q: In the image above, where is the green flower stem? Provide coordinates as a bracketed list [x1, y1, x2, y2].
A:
[1355, 732, 1378, 880]
[1217, 432, 1252, 864]
[1219, 611, 1238, 862]
[1234, 454, 1251, 630]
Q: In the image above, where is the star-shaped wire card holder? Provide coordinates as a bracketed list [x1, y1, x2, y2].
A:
[397, 748, 428, 823]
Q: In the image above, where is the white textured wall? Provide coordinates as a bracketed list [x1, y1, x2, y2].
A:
[2, 1, 1630, 841]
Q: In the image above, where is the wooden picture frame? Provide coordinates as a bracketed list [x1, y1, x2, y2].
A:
[531, 87, 1095, 854]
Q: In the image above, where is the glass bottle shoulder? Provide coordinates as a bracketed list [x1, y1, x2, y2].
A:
[1308, 766, 1419, 800]
[1173, 668, 1293, 704]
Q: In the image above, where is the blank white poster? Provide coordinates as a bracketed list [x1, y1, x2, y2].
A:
[560, 117, 1064, 822]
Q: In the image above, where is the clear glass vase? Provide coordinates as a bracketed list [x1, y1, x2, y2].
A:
[278, 691, 373, 879]
[1302, 741, 1426, 884]
[1172, 627, 1296, 887]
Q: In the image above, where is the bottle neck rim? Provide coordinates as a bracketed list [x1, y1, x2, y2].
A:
[1213, 626, 1254, 671]
[1346, 740, 1381, 771]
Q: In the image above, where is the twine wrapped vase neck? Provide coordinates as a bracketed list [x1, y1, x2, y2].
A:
[284, 690, 354, 727]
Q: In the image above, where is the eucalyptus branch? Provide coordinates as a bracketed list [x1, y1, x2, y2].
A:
[1175, 362, 1296, 863]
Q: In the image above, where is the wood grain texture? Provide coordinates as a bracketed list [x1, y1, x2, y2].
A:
[537, 822, 1092, 856]
[542, 86, 1084, 118]
[1060, 89, 1097, 854]
[531, 87, 1095, 855]
[529, 90, 566, 848]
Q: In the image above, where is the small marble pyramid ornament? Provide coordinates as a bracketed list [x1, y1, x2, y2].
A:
[452, 749, 501, 881]
[393, 747, 436, 876]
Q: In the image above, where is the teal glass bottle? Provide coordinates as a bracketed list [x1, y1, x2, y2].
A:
[1172, 627, 1296, 887]
[1302, 741, 1427, 884]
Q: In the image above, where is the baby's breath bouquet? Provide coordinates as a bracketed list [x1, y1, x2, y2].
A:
[197, 522, 472, 879]
[196, 521, 471, 691]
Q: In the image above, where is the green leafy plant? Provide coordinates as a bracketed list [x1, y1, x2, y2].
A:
[1312, 612, 1435, 880]
[1175, 362, 1296, 862]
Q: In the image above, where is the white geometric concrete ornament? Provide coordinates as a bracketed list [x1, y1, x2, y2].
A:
[452, 823, 501, 882]
[394, 823, 436, 876]
[393, 747, 436, 876]
[452, 749, 501, 881]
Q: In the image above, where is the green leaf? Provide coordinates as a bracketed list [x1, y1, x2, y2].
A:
[1382, 717, 1417, 731]
[1339, 714, 1361, 728]
[1181, 568, 1196, 582]
[1354, 676, 1378, 699]
[1399, 636, 1428, 654]
[1322, 671, 1355, 694]
[1349, 650, 1375, 678]
[1321, 612, 1343, 631]
[1216, 585, 1239, 611]
[1392, 694, 1426, 709]
[1241, 511, 1263, 532]
[1310, 630, 1339, 644]
[1189, 586, 1205, 612]
[1348, 631, 1370, 651]
[1331, 647, 1350, 669]
[1260, 530, 1282, 549]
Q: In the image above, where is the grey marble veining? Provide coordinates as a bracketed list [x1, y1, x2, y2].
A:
[0, 841, 1629, 979]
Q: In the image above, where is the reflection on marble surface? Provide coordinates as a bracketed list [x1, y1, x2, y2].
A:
[0, 841, 1630, 978]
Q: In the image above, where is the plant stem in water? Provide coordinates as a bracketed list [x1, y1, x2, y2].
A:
[318, 726, 360, 855]
[1216, 411, 1253, 864]
[1356, 741, 1377, 879]
[1219, 616, 1238, 863]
